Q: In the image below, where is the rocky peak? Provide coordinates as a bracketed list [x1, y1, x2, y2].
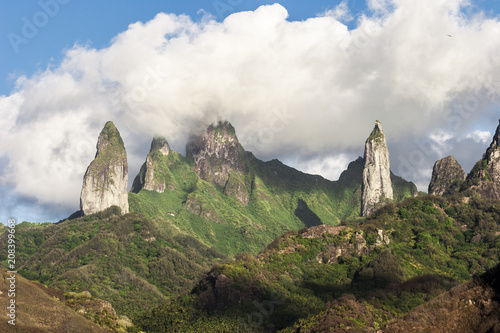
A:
[80, 121, 129, 215]
[428, 156, 466, 196]
[484, 119, 500, 182]
[361, 120, 393, 217]
[131, 136, 173, 193]
[466, 119, 500, 199]
[186, 121, 250, 205]
[150, 136, 170, 156]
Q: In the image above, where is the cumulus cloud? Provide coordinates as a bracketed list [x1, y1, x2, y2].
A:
[284, 153, 357, 181]
[324, 1, 353, 22]
[465, 130, 492, 144]
[1, 1, 500, 221]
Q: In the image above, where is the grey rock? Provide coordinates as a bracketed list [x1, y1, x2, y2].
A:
[80, 121, 128, 215]
[428, 156, 466, 196]
[467, 119, 500, 199]
[361, 120, 393, 216]
[186, 121, 250, 205]
[131, 136, 171, 193]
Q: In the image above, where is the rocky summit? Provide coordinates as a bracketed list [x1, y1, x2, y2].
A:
[80, 121, 129, 215]
[428, 156, 466, 196]
[485, 118, 500, 182]
[186, 121, 251, 205]
[361, 120, 393, 216]
[467, 119, 500, 199]
[131, 136, 172, 193]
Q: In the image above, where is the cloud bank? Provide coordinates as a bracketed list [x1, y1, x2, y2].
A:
[1, 1, 500, 221]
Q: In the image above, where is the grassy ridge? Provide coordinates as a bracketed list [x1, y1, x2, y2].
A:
[129, 152, 417, 257]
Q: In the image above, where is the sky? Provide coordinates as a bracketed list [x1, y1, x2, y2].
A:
[1, 0, 500, 223]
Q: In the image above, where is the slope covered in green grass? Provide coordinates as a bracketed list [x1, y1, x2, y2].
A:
[129, 146, 417, 256]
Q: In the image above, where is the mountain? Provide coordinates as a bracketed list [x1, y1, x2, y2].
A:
[428, 155, 466, 196]
[186, 121, 251, 205]
[0, 119, 420, 331]
[129, 120, 417, 255]
[462, 119, 500, 199]
[134, 193, 500, 332]
[429, 118, 500, 201]
[80, 121, 129, 215]
[361, 120, 394, 216]
[131, 136, 173, 193]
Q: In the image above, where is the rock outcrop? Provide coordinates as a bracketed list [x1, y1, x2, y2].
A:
[80, 121, 129, 215]
[131, 136, 173, 193]
[484, 119, 500, 181]
[466, 119, 500, 199]
[361, 120, 393, 216]
[300, 225, 390, 264]
[186, 121, 250, 205]
[428, 156, 466, 196]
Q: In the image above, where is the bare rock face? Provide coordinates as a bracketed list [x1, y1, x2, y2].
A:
[428, 156, 466, 196]
[80, 121, 129, 215]
[467, 119, 500, 199]
[361, 120, 393, 217]
[186, 121, 250, 205]
[131, 137, 172, 193]
[485, 119, 500, 182]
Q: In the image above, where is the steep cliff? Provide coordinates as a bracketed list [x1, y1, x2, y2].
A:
[466, 119, 500, 199]
[361, 120, 393, 216]
[131, 136, 173, 193]
[186, 121, 251, 205]
[428, 155, 466, 196]
[80, 121, 129, 215]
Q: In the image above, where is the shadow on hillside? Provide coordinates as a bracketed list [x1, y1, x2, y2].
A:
[294, 199, 322, 227]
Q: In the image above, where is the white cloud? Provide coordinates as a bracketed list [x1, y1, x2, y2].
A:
[324, 1, 353, 22]
[285, 154, 356, 181]
[465, 130, 492, 144]
[1, 2, 500, 217]
[429, 130, 454, 155]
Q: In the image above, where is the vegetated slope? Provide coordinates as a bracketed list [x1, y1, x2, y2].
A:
[380, 263, 500, 333]
[0, 268, 109, 332]
[129, 137, 417, 256]
[134, 193, 500, 332]
[0, 207, 226, 318]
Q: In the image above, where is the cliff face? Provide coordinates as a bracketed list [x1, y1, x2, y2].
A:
[131, 137, 172, 193]
[467, 119, 500, 199]
[428, 156, 466, 196]
[80, 121, 129, 215]
[186, 121, 250, 205]
[485, 119, 500, 182]
[361, 120, 393, 216]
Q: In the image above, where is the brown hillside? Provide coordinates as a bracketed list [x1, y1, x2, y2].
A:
[0, 269, 109, 332]
[380, 263, 500, 333]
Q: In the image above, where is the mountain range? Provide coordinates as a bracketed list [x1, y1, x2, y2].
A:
[1, 119, 500, 332]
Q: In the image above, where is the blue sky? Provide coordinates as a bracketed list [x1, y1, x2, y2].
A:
[0, 0, 367, 96]
[1, 1, 500, 223]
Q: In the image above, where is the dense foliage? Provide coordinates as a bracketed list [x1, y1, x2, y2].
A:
[0, 207, 226, 317]
[135, 193, 500, 332]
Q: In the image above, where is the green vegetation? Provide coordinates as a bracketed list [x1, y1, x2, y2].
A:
[134, 193, 500, 332]
[367, 123, 385, 144]
[1, 207, 226, 318]
[128, 124, 416, 259]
